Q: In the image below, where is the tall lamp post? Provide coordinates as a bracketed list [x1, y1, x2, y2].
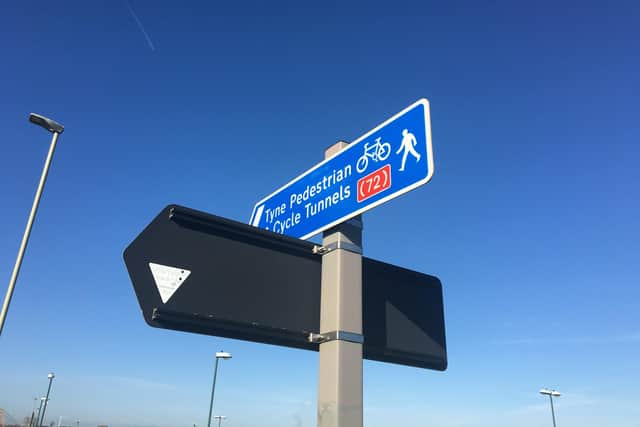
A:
[540, 388, 561, 427]
[207, 352, 232, 427]
[29, 397, 39, 427]
[0, 113, 64, 337]
[213, 416, 226, 427]
[35, 397, 47, 427]
[38, 373, 55, 427]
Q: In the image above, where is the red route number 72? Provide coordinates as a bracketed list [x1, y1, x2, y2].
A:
[357, 164, 392, 203]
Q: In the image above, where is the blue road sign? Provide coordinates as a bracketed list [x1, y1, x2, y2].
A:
[250, 98, 434, 240]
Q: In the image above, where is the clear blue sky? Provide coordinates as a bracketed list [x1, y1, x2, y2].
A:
[1, 1, 639, 426]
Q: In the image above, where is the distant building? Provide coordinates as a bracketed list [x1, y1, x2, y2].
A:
[0, 408, 19, 427]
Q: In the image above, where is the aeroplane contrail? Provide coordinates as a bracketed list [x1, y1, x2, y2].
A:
[125, 0, 155, 51]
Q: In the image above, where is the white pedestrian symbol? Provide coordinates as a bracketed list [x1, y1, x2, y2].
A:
[396, 129, 421, 171]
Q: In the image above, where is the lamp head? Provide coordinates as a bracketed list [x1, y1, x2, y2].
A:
[29, 113, 64, 134]
[215, 351, 232, 359]
[540, 388, 561, 397]
[47, 372, 55, 379]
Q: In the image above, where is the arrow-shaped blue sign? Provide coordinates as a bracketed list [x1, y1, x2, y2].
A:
[250, 99, 434, 240]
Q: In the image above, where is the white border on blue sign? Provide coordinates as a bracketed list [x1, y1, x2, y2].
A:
[249, 98, 434, 240]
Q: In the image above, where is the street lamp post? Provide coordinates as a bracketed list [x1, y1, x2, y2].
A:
[540, 388, 561, 427]
[38, 373, 55, 427]
[35, 397, 47, 427]
[29, 397, 39, 427]
[0, 113, 64, 337]
[213, 416, 226, 427]
[207, 352, 231, 427]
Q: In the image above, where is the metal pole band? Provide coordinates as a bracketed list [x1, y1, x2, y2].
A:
[308, 330, 365, 344]
[312, 241, 362, 255]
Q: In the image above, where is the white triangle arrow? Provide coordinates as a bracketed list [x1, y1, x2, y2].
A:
[149, 262, 191, 303]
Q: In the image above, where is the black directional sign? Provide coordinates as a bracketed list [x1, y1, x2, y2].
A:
[123, 205, 446, 370]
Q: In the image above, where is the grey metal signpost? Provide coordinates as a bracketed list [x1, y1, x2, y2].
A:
[315, 142, 364, 427]
[123, 100, 445, 427]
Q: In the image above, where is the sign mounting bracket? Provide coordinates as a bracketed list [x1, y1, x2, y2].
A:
[312, 241, 362, 255]
[308, 330, 365, 344]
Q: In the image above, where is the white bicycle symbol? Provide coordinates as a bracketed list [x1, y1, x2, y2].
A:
[356, 137, 391, 173]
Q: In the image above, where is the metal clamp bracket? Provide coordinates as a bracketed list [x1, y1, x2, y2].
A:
[312, 241, 362, 255]
[308, 330, 364, 344]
